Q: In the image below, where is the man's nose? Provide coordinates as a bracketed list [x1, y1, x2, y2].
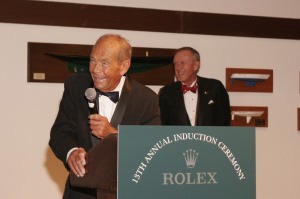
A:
[175, 64, 184, 70]
[91, 63, 104, 73]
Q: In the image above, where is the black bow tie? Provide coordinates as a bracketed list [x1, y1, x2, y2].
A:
[97, 90, 119, 103]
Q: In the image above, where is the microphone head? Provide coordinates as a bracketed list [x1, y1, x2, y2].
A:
[85, 88, 97, 102]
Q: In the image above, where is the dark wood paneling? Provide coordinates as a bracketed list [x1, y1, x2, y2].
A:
[183, 12, 300, 39]
[0, 1, 180, 33]
[1, 1, 300, 39]
[28, 43, 92, 83]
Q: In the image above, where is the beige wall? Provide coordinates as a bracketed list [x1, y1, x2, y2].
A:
[1, 1, 299, 198]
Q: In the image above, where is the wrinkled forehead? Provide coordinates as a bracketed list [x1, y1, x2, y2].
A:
[91, 36, 131, 62]
[173, 50, 196, 62]
[94, 37, 120, 50]
[174, 48, 200, 62]
[91, 39, 120, 58]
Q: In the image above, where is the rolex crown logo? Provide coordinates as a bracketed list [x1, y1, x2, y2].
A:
[183, 149, 198, 168]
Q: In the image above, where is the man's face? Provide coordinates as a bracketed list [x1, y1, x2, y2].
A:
[89, 39, 129, 92]
[173, 50, 199, 85]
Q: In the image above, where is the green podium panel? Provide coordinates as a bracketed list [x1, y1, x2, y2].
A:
[118, 126, 256, 199]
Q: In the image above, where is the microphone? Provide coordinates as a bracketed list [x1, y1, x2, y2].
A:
[85, 88, 98, 114]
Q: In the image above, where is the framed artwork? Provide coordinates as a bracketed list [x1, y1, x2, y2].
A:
[28, 42, 176, 85]
[226, 68, 273, 92]
[231, 106, 268, 127]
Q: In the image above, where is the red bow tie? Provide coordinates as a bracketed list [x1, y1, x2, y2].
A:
[182, 84, 198, 94]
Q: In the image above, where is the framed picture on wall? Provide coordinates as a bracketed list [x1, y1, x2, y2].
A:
[226, 68, 273, 92]
[230, 106, 268, 127]
[27, 42, 176, 86]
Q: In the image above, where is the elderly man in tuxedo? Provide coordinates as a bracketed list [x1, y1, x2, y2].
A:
[159, 47, 230, 126]
[49, 34, 160, 199]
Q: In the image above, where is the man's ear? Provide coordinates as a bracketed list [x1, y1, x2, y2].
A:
[194, 60, 200, 72]
[120, 59, 131, 75]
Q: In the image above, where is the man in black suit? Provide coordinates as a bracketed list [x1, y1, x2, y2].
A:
[159, 47, 230, 126]
[49, 34, 160, 199]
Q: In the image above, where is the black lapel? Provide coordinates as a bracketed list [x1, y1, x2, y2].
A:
[176, 82, 191, 125]
[110, 77, 132, 128]
[196, 77, 208, 125]
[196, 76, 204, 126]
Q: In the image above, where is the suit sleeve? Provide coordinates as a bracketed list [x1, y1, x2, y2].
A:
[140, 90, 161, 125]
[158, 87, 169, 125]
[49, 77, 79, 164]
[215, 81, 231, 126]
[147, 100, 161, 125]
[125, 81, 161, 126]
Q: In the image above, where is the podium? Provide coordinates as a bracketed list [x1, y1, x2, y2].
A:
[70, 134, 117, 199]
[71, 126, 256, 199]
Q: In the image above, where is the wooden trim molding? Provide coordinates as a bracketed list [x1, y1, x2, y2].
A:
[1, 1, 300, 40]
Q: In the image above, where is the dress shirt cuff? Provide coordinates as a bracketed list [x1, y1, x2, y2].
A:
[66, 147, 78, 162]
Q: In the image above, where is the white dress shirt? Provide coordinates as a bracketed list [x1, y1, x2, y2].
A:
[183, 80, 198, 126]
[98, 76, 125, 121]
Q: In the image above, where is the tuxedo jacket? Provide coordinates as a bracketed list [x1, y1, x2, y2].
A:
[159, 76, 231, 126]
[49, 74, 160, 199]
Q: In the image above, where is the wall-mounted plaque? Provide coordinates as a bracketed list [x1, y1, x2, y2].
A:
[28, 42, 176, 85]
[226, 68, 273, 92]
[231, 106, 268, 127]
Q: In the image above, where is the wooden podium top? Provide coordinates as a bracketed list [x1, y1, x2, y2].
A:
[70, 134, 117, 192]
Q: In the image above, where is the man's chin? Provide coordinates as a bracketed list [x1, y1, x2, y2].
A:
[93, 83, 106, 90]
[176, 77, 185, 82]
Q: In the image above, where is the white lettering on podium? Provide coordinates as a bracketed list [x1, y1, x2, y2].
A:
[162, 172, 218, 185]
[173, 133, 218, 145]
[145, 136, 173, 163]
[218, 142, 246, 180]
[131, 132, 247, 183]
[132, 162, 147, 183]
[132, 136, 173, 183]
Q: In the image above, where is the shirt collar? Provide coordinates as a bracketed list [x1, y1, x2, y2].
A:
[113, 76, 126, 94]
